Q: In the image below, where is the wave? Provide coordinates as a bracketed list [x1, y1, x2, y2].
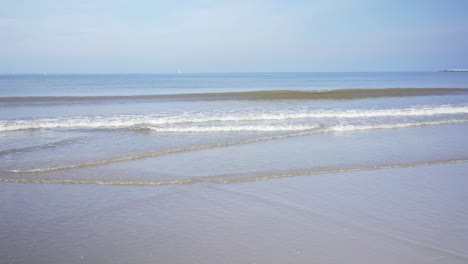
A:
[146, 119, 468, 133]
[1, 88, 467, 102]
[5, 118, 468, 174]
[3, 132, 315, 173]
[0, 177, 200, 186]
[208, 158, 468, 183]
[324, 119, 468, 132]
[0, 138, 80, 155]
[2, 105, 468, 132]
[2, 157, 468, 186]
[146, 125, 321, 132]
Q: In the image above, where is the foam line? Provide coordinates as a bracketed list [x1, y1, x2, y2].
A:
[2, 105, 468, 132]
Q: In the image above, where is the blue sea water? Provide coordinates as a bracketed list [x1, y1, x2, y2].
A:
[2, 72, 468, 263]
[1, 72, 468, 174]
[0, 71, 467, 184]
[1, 72, 468, 97]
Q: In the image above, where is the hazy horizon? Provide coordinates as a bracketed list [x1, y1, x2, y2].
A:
[2, 68, 468, 75]
[0, 70, 459, 75]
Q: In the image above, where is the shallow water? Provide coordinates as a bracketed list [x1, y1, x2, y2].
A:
[1, 73, 468, 263]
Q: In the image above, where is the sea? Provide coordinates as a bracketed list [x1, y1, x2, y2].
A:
[1, 72, 468, 264]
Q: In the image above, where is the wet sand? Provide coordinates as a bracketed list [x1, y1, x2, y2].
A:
[1, 162, 468, 264]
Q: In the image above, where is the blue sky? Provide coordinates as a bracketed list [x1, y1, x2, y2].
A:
[1, 0, 467, 73]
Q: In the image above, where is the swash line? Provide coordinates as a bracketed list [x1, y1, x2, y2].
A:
[4, 118, 468, 174]
[1, 157, 468, 187]
[3, 131, 318, 173]
[208, 158, 468, 183]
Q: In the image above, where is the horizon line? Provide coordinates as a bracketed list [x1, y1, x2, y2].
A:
[0, 70, 449, 75]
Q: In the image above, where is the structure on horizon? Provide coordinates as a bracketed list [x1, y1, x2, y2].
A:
[440, 69, 468, 72]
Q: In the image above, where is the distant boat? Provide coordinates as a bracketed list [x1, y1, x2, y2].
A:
[440, 69, 468, 72]
[177, 69, 182, 74]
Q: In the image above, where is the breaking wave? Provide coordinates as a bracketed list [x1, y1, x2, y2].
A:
[2, 105, 468, 132]
[146, 119, 468, 133]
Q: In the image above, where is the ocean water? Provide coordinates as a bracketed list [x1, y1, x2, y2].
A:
[1, 72, 468, 263]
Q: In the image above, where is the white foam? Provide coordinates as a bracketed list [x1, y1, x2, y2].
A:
[146, 125, 321, 132]
[201, 105, 468, 121]
[2, 105, 468, 132]
[146, 119, 468, 133]
[327, 119, 468, 132]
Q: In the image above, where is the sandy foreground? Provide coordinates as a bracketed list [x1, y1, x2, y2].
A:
[1, 161, 468, 264]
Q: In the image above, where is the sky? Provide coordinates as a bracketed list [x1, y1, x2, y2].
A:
[1, 0, 467, 73]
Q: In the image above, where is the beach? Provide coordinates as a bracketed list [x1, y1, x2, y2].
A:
[1, 73, 468, 263]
